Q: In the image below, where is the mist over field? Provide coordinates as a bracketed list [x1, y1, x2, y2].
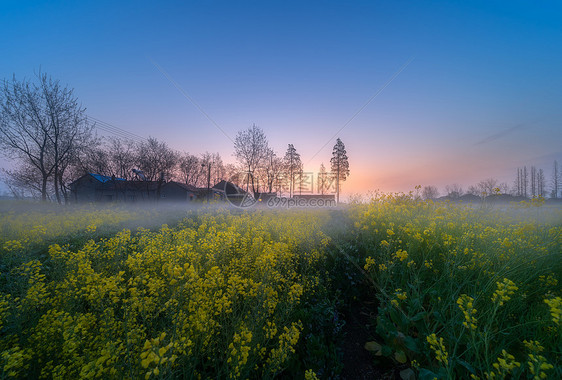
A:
[0, 196, 561, 378]
[2, 0, 562, 378]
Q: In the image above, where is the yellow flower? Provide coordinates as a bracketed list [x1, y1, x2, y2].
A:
[528, 354, 554, 379]
[487, 349, 520, 377]
[364, 256, 376, 271]
[523, 340, 544, 353]
[457, 294, 478, 330]
[393, 249, 408, 262]
[305, 369, 319, 380]
[491, 278, 518, 306]
[426, 333, 448, 366]
[543, 296, 561, 325]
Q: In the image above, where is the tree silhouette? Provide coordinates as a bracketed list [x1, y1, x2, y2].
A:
[552, 160, 559, 199]
[330, 138, 349, 204]
[283, 144, 302, 198]
[317, 163, 329, 195]
[0, 73, 95, 202]
[422, 185, 439, 200]
[264, 149, 283, 194]
[233, 124, 269, 196]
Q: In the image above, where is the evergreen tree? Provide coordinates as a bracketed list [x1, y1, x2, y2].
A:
[330, 138, 350, 204]
[317, 163, 328, 195]
[283, 144, 302, 198]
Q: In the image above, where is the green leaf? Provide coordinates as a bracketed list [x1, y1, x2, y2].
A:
[400, 368, 415, 380]
[382, 345, 393, 356]
[411, 311, 427, 321]
[394, 350, 407, 363]
[404, 336, 419, 353]
[418, 368, 438, 380]
[364, 341, 383, 356]
[457, 358, 475, 373]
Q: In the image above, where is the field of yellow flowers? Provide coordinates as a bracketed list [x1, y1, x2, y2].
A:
[0, 202, 342, 379]
[0, 197, 560, 379]
[351, 194, 561, 379]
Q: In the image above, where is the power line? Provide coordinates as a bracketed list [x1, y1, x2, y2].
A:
[1, 79, 148, 143]
[87, 116, 147, 140]
[94, 124, 144, 142]
[148, 57, 234, 144]
[86, 115, 148, 142]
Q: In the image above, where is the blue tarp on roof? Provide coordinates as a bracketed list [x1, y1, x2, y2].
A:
[90, 173, 126, 183]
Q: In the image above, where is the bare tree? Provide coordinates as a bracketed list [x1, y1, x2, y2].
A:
[514, 168, 522, 196]
[521, 166, 529, 198]
[552, 160, 559, 199]
[445, 183, 464, 199]
[537, 168, 545, 197]
[200, 152, 225, 188]
[223, 163, 240, 184]
[233, 124, 270, 195]
[498, 182, 509, 195]
[106, 138, 137, 180]
[135, 137, 178, 181]
[477, 178, 499, 196]
[530, 166, 537, 197]
[178, 152, 201, 185]
[2, 165, 45, 199]
[263, 149, 283, 194]
[0, 73, 94, 202]
[330, 138, 350, 204]
[422, 185, 440, 200]
[76, 140, 111, 177]
[467, 185, 481, 196]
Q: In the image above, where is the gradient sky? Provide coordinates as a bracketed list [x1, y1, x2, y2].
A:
[2, 0, 561, 196]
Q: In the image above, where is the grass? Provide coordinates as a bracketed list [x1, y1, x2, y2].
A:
[0, 197, 560, 379]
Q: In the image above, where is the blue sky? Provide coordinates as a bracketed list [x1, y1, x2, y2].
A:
[1, 0, 561, 195]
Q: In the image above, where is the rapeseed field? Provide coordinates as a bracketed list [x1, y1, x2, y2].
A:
[0, 197, 560, 379]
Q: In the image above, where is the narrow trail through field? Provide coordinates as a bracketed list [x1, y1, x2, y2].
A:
[340, 302, 380, 379]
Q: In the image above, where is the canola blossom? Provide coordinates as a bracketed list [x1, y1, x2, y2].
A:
[0, 197, 561, 378]
[0, 204, 333, 378]
[352, 194, 561, 379]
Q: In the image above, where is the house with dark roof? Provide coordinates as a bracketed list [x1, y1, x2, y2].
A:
[70, 173, 206, 203]
[69, 173, 126, 202]
[160, 182, 200, 202]
[212, 180, 245, 196]
[70, 173, 162, 202]
[211, 180, 251, 206]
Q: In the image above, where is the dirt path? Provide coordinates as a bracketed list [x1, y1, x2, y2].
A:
[340, 302, 382, 379]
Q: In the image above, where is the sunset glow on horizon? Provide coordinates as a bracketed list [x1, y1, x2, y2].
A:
[1, 1, 561, 198]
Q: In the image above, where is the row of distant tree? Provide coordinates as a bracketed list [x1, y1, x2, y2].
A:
[0, 73, 350, 203]
[420, 161, 561, 200]
[5, 72, 558, 204]
[513, 163, 561, 198]
[232, 124, 350, 202]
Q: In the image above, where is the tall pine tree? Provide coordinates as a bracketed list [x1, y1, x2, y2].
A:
[283, 144, 302, 198]
[330, 138, 350, 204]
[317, 163, 328, 195]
